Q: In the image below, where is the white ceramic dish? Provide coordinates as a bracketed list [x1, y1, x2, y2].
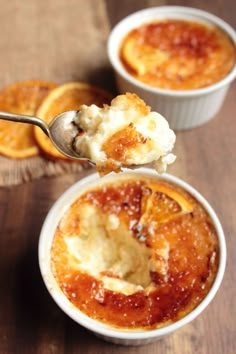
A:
[107, 6, 236, 130]
[38, 168, 226, 346]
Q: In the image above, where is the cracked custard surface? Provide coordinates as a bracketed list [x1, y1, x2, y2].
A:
[51, 175, 219, 330]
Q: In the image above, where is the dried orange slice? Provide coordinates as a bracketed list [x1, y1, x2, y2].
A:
[121, 36, 168, 75]
[0, 80, 57, 158]
[135, 182, 194, 238]
[34, 82, 113, 160]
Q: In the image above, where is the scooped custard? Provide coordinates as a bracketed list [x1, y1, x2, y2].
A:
[120, 19, 236, 90]
[73, 93, 176, 175]
[51, 174, 219, 330]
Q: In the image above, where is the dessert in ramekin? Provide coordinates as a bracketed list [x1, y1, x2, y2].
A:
[107, 6, 236, 130]
[38, 169, 226, 345]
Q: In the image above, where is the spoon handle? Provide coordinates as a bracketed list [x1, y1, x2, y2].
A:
[0, 111, 49, 136]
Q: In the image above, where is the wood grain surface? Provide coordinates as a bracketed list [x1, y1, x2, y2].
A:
[0, 0, 235, 353]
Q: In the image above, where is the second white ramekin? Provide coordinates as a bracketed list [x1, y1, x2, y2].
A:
[107, 6, 236, 130]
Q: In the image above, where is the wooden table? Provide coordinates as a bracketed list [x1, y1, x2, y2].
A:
[0, 1, 235, 353]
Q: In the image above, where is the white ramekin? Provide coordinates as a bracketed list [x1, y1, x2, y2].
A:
[107, 6, 236, 130]
[38, 168, 226, 346]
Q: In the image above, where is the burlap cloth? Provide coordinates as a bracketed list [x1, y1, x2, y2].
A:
[0, 0, 113, 186]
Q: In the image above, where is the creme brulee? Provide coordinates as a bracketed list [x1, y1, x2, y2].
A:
[73, 93, 176, 175]
[120, 19, 236, 90]
[50, 175, 219, 330]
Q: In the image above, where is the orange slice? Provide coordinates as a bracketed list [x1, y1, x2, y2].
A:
[0, 80, 57, 158]
[135, 182, 194, 238]
[34, 82, 113, 160]
[121, 36, 168, 75]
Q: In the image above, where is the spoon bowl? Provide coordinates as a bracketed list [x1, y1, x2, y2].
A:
[0, 110, 94, 164]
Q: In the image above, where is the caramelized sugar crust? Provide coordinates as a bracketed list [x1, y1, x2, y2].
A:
[102, 123, 148, 163]
[51, 176, 219, 330]
[120, 20, 236, 90]
[98, 94, 151, 174]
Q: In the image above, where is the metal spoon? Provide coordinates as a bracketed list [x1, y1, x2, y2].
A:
[0, 110, 94, 164]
